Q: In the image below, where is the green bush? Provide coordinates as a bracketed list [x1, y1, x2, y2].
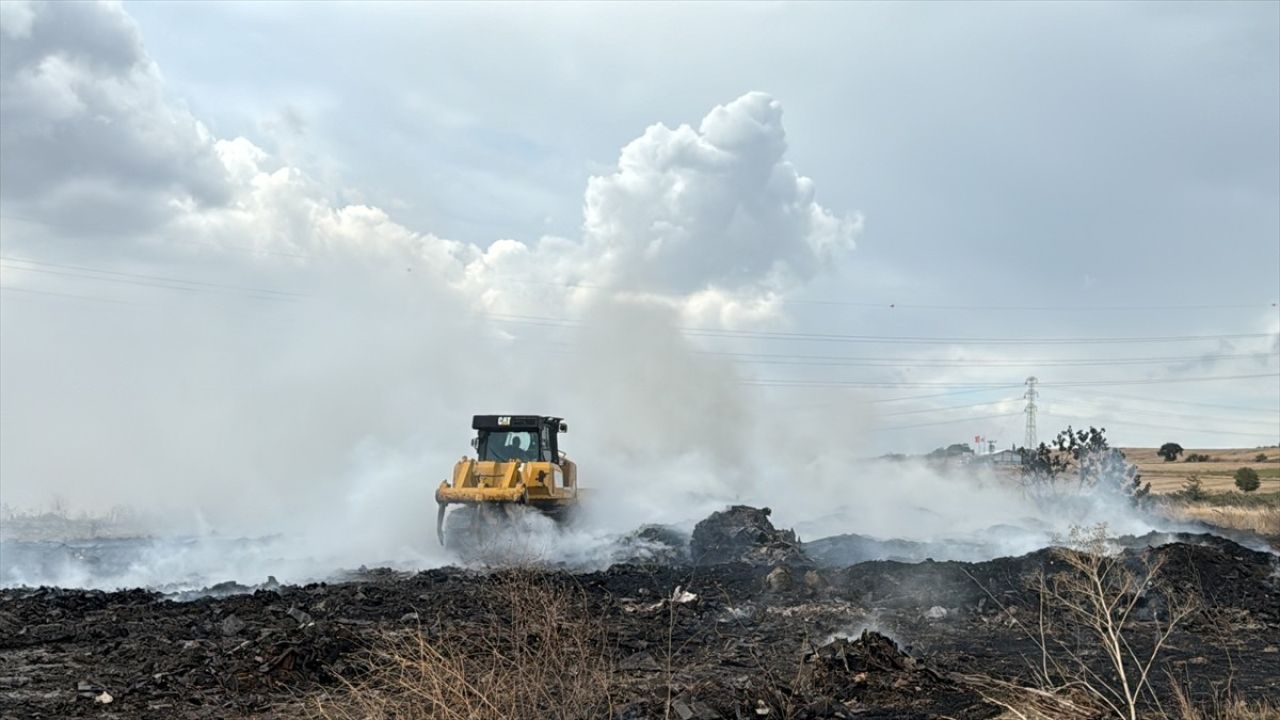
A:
[1234, 467, 1261, 493]
[1256, 453, 1269, 463]
[1180, 475, 1207, 501]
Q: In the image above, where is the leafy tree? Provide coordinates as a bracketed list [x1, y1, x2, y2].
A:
[1234, 467, 1261, 493]
[1256, 453, 1269, 463]
[926, 443, 974, 459]
[1157, 442, 1184, 462]
[1018, 425, 1150, 503]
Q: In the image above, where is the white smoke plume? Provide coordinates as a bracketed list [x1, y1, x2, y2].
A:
[0, 1, 1192, 591]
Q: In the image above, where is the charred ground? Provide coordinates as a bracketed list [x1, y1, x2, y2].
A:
[1, 507, 1277, 719]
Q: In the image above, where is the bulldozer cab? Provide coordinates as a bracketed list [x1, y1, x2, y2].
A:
[471, 415, 567, 465]
[437, 415, 577, 547]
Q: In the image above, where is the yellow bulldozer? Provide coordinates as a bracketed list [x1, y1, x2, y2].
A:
[435, 415, 579, 548]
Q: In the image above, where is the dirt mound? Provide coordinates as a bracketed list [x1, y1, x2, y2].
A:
[804, 533, 933, 566]
[612, 524, 690, 565]
[690, 505, 808, 566]
[1145, 541, 1280, 622]
[796, 631, 998, 719]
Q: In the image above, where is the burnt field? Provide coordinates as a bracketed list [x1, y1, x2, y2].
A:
[2, 507, 1278, 720]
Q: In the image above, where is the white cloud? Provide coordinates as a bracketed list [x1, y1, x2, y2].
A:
[0, 0, 36, 39]
[581, 91, 861, 297]
[0, 0, 229, 235]
[446, 92, 861, 325]
[3, 6, 858, 325]
[164, 94, 859, 327]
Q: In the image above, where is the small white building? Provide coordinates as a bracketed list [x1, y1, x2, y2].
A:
[985, 449, 1023, 465]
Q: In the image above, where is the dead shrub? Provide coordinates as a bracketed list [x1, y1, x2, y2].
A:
[968, 525, 1202, 720]
[1032, 526, 1199, 720]
[310, 571, 615, 720]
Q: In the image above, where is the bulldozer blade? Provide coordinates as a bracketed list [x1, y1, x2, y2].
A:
[435, 485, 527, 505]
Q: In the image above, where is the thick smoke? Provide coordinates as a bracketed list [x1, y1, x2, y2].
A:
[0, 1, 1190, 590]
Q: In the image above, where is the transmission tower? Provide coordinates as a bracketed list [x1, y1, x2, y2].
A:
[1023, 376, 1039, 448]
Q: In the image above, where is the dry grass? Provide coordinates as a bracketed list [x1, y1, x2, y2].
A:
[1122, 446, 1280, 496]
[966, 675, 1105, 720]
[1164, 503, 1280, 536]
[309, 572, 615, 720]
[1169, 683, 1280, 720]
[982, 685, 1280, 720]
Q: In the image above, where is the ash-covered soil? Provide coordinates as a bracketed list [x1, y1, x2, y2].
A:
[2, 506, 1277, 719]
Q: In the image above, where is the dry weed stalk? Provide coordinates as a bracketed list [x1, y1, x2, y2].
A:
[965, 524, 1205, 720]
[1036, 525, 1199, 720]
[960, 674, 1101, 720]
[1169, 681, 1280, 720]
[1200, 506, 1279, 537]
[311, 571, 614, 720]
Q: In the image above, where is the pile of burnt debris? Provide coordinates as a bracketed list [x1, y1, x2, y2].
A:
[1, 506, 1277, 719]
[690, 505, 807, 567]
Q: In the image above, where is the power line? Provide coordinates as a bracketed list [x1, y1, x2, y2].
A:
[5, 214, 1270, 311]
[781, 396, 1020, 416]
[0, 214, 312, 259]
[4, 211, 1276, 316]
[869, 412, 1024, 433]
[481, 311, 1277, 346]
[878, 398, 1020, 417]
[465, 275, 1279, 312]
[522, 342, 1278, 369]
[859, 387, 1023, 405]
[691, 327, 1278, 347]
[0, 264, 301, 302]
[1061, 386, 1280, 416]
[782, 299, 1280, 312]
[740, 373, 1277, 390]
[0, 253, 1273, 348]
[0, 285, 146, 306]
[1045, 403, 1278, 430]
[691, 349, 1278, 369]
[1041, 412, 1279, 439]
[774, 386, 1022, 411]
[744, 380, 1024, 389]
[0, 257, 307, 299]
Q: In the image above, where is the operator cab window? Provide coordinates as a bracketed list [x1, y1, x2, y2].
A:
[479, 430, 539, 463]
[540, 424, 553, 462]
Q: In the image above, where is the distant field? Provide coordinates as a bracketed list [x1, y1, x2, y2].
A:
[1121, 445, 1280, 495]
